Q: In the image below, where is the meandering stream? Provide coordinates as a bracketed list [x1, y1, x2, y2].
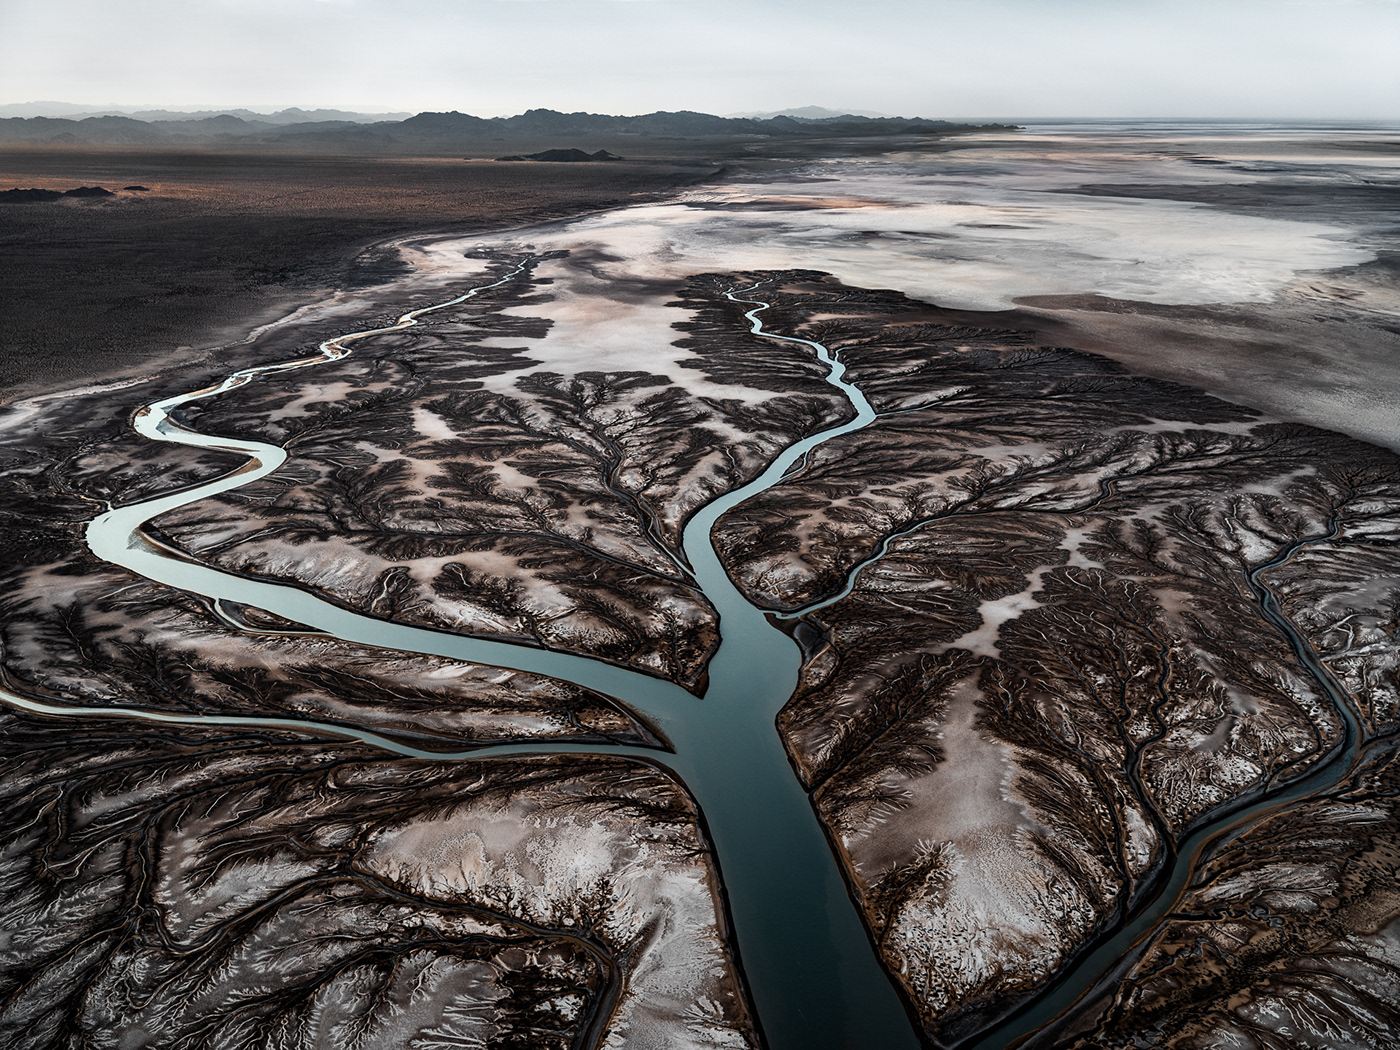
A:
[3, 256, 1367, 1049]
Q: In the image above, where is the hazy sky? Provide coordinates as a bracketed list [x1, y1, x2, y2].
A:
[1, 0, 1397, 119]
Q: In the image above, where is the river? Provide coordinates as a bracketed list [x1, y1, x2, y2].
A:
[5, 250, 1367, 1050]
[73, 264, 918, 1050]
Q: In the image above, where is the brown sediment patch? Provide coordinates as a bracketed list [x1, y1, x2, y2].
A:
[1057, 740, 1400, 1049]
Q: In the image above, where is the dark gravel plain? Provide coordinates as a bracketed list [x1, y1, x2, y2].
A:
[0, 147, 710, 398]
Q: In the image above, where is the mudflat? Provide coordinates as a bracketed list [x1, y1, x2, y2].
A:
[3, 121, 1400, 1049]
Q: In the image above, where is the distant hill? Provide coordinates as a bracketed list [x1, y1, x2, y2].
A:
[0, 107, 1014, 153]
[728, 106, 895, 120]
[0, 185, 114, 203]
[0, 102, 412, 123]
[497, 149, 625, 162]
[125, 107, 414, 124]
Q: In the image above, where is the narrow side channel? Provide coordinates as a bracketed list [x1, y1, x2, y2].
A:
[958, 520, 1365, 1050]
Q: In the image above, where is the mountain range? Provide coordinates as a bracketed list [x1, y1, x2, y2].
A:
[0, 107, 1010, 152]
[0, 103, 411, 123]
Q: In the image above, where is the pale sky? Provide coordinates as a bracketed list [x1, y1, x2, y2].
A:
[1, 0, 1397, 119]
